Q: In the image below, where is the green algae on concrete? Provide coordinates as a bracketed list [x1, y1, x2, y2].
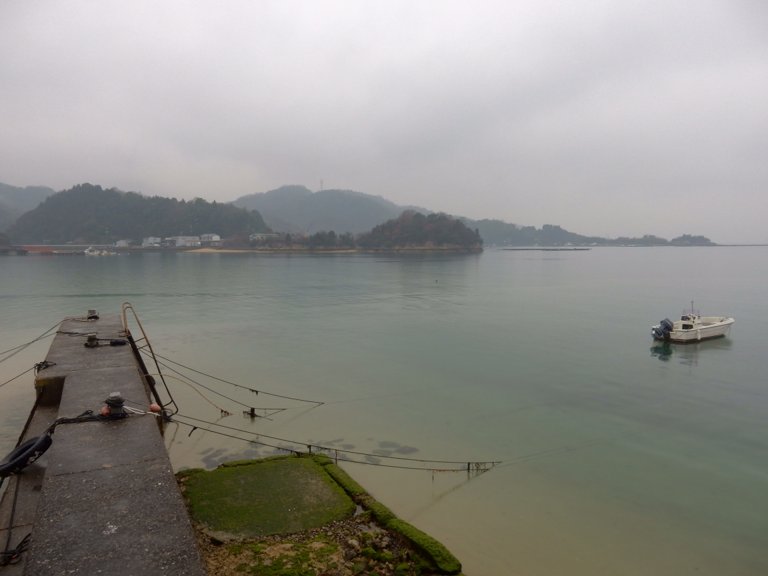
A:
[319, 457, 463, 575]
[179, 455, 355, 538]
[179, 455, 463, 575]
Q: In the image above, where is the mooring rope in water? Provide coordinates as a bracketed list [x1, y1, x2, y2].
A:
[0, 320, 61, 365]
[0, 314, 114, 388]
[136, 338, 501, 473]
[493, 440, 604, 469]
[0, 323, 64, 389]
[172, 413, 501, 473]
[145, 349, 325, 406]
[0, 366, 36, 390]
[144, 372, 231, 414]
[140, 353, 290, 418]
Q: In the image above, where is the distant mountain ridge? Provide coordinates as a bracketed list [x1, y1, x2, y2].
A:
[0, 183, 56, 231]
[232, 185, 714, 246]
[460, 219, 714, 246]
[232, 185, 427, 234]
[0, 181, 715, 246]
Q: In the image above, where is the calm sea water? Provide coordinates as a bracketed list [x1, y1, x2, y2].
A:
[2, 247, 767, 575]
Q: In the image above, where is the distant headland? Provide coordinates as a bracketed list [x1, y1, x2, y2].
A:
[1, 182, 715, 248]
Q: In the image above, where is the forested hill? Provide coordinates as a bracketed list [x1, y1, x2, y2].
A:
[357, 211, 483, 251]
[0, 183, 55, 231]
[7, 183, 269, 244]
[232, 185, 425, 234]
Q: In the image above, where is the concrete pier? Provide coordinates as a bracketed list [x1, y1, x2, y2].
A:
[0, 313, 205, 575]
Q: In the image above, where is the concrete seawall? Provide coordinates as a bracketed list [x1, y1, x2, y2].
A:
[0, 313, 205, 575]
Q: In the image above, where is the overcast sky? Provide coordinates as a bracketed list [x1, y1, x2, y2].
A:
[1, 1, 766, 243]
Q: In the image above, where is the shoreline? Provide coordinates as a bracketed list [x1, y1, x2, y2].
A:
[11, 245, 482, 255]
[186, 246, 482, 254]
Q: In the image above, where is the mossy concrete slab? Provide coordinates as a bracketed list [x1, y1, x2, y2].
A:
[179, 456, 355, 538]
[180, 455, 464, 575]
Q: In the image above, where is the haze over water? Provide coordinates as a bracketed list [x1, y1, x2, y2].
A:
[2, 247, 767, 575]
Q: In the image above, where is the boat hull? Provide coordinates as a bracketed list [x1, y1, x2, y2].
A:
[652, 316, 734, 343]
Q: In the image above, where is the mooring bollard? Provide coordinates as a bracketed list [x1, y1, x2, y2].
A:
[105, 392, 126, 416]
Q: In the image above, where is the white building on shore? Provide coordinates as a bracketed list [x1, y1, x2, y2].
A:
[164, 236, 201, 248]
[200, 233, 222, 247]
[141, 237, 162, 247]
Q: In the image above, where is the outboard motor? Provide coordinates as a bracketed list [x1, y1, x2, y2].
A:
[652, 318, 674, 340]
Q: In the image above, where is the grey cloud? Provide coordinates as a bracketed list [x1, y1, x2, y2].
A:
[0, 0, 766, 243]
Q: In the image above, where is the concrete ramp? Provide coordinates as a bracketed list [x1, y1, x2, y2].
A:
[0, 313, 205, 576]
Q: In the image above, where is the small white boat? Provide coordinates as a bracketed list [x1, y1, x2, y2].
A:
[84, 246, 117, 256]
[652, 305, 734, 343]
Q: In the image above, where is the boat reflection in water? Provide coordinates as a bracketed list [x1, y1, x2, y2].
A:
[650, 341, 673, 362]
[650, 338, 733, 365]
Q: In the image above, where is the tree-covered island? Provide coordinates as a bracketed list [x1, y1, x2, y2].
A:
[357, 211, 483, 252]
[249, 211, 483, 252]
